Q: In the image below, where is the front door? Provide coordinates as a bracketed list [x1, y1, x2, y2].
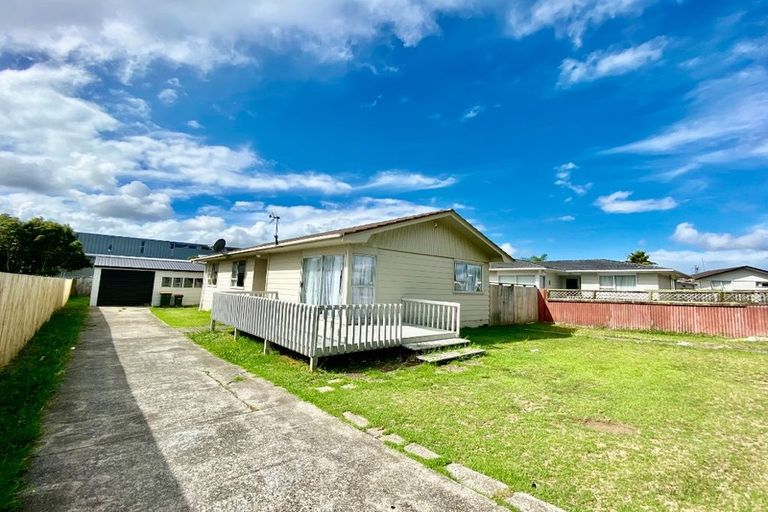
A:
[300, 255, 343, 305]
[565, 277, 579, 289]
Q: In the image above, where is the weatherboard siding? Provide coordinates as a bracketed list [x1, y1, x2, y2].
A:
[366, 218, 490, 261]
[695, 268, 768, 290]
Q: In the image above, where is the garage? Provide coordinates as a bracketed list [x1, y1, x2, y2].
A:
[90, 255, 205, 307]
[97, 269, 155, 306]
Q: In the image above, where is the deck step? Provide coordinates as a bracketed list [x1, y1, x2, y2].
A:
[417, 348, 486, 364]
[403, 338, 470, 352]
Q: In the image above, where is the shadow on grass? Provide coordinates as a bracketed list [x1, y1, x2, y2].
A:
[462, 323, 577, 348]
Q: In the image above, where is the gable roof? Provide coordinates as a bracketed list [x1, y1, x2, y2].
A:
[691, 265, 768, 280]
[94, 255, 204, 272]
[195, 209, 512, 262]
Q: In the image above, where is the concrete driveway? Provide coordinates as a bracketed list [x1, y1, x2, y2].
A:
[23, 307, 504, 511]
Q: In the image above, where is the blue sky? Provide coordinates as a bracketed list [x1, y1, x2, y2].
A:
[0, 0, 767, 272]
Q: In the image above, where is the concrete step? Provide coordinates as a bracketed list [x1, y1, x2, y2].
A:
[417, 348, 486, 364]
[402, 338, 470, 352]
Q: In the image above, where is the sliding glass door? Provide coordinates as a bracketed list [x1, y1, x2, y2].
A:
[301, 255, 343, 305]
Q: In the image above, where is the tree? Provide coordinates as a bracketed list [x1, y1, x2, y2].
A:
[627, 250, 655, 265]
[0, 214, 90, 275]
[526, 254, 548, 262]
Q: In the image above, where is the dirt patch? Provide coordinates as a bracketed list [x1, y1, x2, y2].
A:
[582, 419, 639, 435]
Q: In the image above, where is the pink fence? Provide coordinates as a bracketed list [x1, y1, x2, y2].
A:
[538, 290, 768, 338]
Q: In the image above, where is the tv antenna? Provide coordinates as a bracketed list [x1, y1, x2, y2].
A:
[268, 211, 280, 245]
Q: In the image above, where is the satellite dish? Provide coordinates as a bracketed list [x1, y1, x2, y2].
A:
[212, 239, 226, 252]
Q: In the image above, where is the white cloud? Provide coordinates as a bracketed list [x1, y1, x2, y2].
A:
[362, 170, 457, 191]
[500, 242, 517, 256]
[507, 0, 657, 47]
[595, 191, 677, 213]
[231, 201, 266, 212]
[650, 248, 768, 273]
[556, 215, 575, 221]
[558, 37, 666, 86]
[671, 222, 768, 251]
[554, 162, 591, 195]
[157, 88, 178, 104]
[607, 66, 768, 168]
[186, 120, 203, 129]
[462, 104, 484, 121]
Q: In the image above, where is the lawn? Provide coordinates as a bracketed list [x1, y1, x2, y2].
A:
[149, 306, 210, 328]
[152, 308, 768, 511]
[0, 296, 89, 510]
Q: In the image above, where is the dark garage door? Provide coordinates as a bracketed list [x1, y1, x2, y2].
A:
[97, 269, 155, 306]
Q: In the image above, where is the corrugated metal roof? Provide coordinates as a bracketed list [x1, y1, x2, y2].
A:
[77, 232, 217, 260]
[94, 255, 204, 272]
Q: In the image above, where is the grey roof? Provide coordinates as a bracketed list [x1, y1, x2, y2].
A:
[691, 265, 768, 279]
[94, 255, 204, 272]
[77, 232, 216, 260]
[490, 261, 546, 270]
[541, 259, 674, 271]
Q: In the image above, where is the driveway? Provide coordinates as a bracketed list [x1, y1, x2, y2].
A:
[23, 307, 504, 511]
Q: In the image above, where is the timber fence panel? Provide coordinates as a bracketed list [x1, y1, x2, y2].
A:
[0, 272, 74, 367]
[489, 284, 539, 326]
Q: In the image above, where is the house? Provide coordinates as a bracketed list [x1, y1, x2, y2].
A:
[196, 209, 512, 327]
[89, 255, 205, 307]
[490, 259, 686, 290]
[76, 232, 218, 260]
[691, 266, 768, 290]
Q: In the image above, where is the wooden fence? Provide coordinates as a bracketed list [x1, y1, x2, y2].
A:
[539, 290, 768, 338]
[489, 284, 539, 326]
[0, 272, 74, 367]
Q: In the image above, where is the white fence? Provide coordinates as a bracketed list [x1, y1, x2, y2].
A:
[211, 292, 459, 368]
[547, 288, 768, 304]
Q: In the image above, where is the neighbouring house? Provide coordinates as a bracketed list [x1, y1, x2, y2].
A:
[490, 259, 687, 290]
[691, 266, 768, 290]
[196, 209, 512, 327]
[89, 255, 205, 307]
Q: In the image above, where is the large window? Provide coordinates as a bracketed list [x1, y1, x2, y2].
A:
[301, 255, 343, 305]
[207, 263, 218, 286]
[351, 255, 375, 304]
[161, 276, 172, 287]
[599, 275, 637, 290]
[183, 278, 194, 288]
[710, 280, 731, 290]
[454, 261, 483, 293]
[231, 260, 246, 288]
[498, 274, 536, 286]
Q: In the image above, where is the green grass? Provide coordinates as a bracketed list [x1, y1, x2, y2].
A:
[149, 306, 210, 328]
[152, 308, 768, 511]
[0, 296, 89, 510]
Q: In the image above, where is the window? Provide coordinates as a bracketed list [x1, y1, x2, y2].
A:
[756, 281, 768, 288]
[711, 280, 731, 290]
[194, 278, 203, 288]
[207, 263, 218, 286]
[454, 261, 483, 293]
[231, 260, 246, 287]
[183, 278, 194, 288]
[173, 277, 183, 287]
[161, 277, 172, 287]
[599, 275, 637, 290]
[301, 255, 343, 305]
[498, 274, 536, 286]
[351, 255, 375, 304]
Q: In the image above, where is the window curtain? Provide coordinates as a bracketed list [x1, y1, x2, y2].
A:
[301, 257, 322, 304]
[454, 261, 483, 292]
[321, 255, 343, 305]
[615, 275, 636, 290]
[352, 255, 375, 304]
[302, 255, 343, 305]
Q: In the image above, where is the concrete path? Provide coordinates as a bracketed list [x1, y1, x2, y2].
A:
[23, 308, 504, 512]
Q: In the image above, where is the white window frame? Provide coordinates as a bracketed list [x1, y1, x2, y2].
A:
[599, 274, 637, 291]
[161, 276, 172, 287]
[230, 260, 246, 288]
[454, 261, 483, 293]
[207, 263, 219, 286]
[710, 280, 731, 290]
[351, 254, 376, 304]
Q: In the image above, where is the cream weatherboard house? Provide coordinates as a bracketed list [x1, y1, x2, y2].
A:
[691, 266, 768, 290]
[196, 210, 511, 369]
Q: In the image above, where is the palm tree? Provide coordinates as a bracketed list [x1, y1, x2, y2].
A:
[627, 250, 655, 265]
[526, 254, 548, 262]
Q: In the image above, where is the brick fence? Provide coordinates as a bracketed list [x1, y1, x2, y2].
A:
[538, 290, 768, 338]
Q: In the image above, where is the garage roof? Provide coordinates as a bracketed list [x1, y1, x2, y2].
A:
[94, 255, 204, 272]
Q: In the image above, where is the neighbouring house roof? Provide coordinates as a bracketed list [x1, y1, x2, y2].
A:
[194, 209, 513, 263]
[491, 258, 687, 276]
[690, 265, 768, 280]
[77, 231, 218, 260]
[94, 255, 205, 272]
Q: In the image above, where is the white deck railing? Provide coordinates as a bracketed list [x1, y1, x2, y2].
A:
[547, 288, 768, 304]
[401, 298, 461, 336]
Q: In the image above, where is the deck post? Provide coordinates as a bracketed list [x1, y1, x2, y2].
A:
[210, 319, 216, 332]
[263, 339, 271, 354]
[233, 328, 238, 340]
[309, 356, 318, 372]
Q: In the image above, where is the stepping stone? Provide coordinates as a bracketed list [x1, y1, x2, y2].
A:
[316, 386, 334, 393]
[505, 492, 566, 512]
[341, 383, 356, 390]
[328, 378, 344, 384]
[366, 427, 385, 438]
[342, 411, 369, 428]
[404, 443, 440, 460]
[381, 433, 406, 446]
[446, 463, 508, 497]
[403, 338, 470, 351]
[417, 348, 486, 364]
